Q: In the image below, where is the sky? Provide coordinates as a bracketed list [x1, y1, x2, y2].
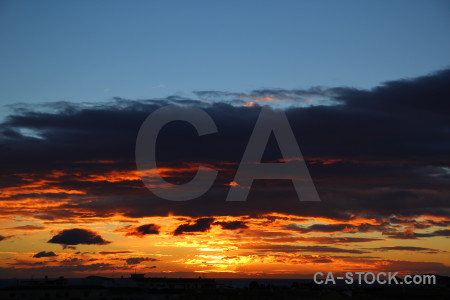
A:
[0, 0, 450, 279]
[0, 0, 449, 106]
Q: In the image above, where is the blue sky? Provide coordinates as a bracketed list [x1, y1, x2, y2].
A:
[0, 0, 449, 106]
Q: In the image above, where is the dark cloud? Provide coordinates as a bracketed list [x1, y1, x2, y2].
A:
[0, 69, 449, 222]
[386, 228, 450, 239]
[371, 246, 441, 253]
[267, 237, 383, 244]
[388, 217, 450, 229]
[48, 228, 111, 248]
[214, 221, 248, 230]
[9, 260, 47, 267]
[286, 222, 450, 241]
[243, 244, 368, 254]
[174, 218, 215, 235]
[125, 224, 160, 237]
[125, 257, 158, 265]
[98, 251, 133, 255]
[432, 229, 450, 236]
[60, 257, 84, 266]
[0, 235, 12, 242]
[285, 222, 391, 234]
[193, 87, 336, 105]
[311, 257, 334, 263]
[145, 265, 157, 269]
[7, 225, 46, 231]
[0, 263, 122, 275]
[286, 223, 356, 233]
[33, 251, 57, 258]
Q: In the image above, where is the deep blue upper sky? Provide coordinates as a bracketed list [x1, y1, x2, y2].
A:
[0, 0, 449, 106]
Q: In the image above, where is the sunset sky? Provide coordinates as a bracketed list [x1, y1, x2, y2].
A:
[0, 0, 450, 279]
